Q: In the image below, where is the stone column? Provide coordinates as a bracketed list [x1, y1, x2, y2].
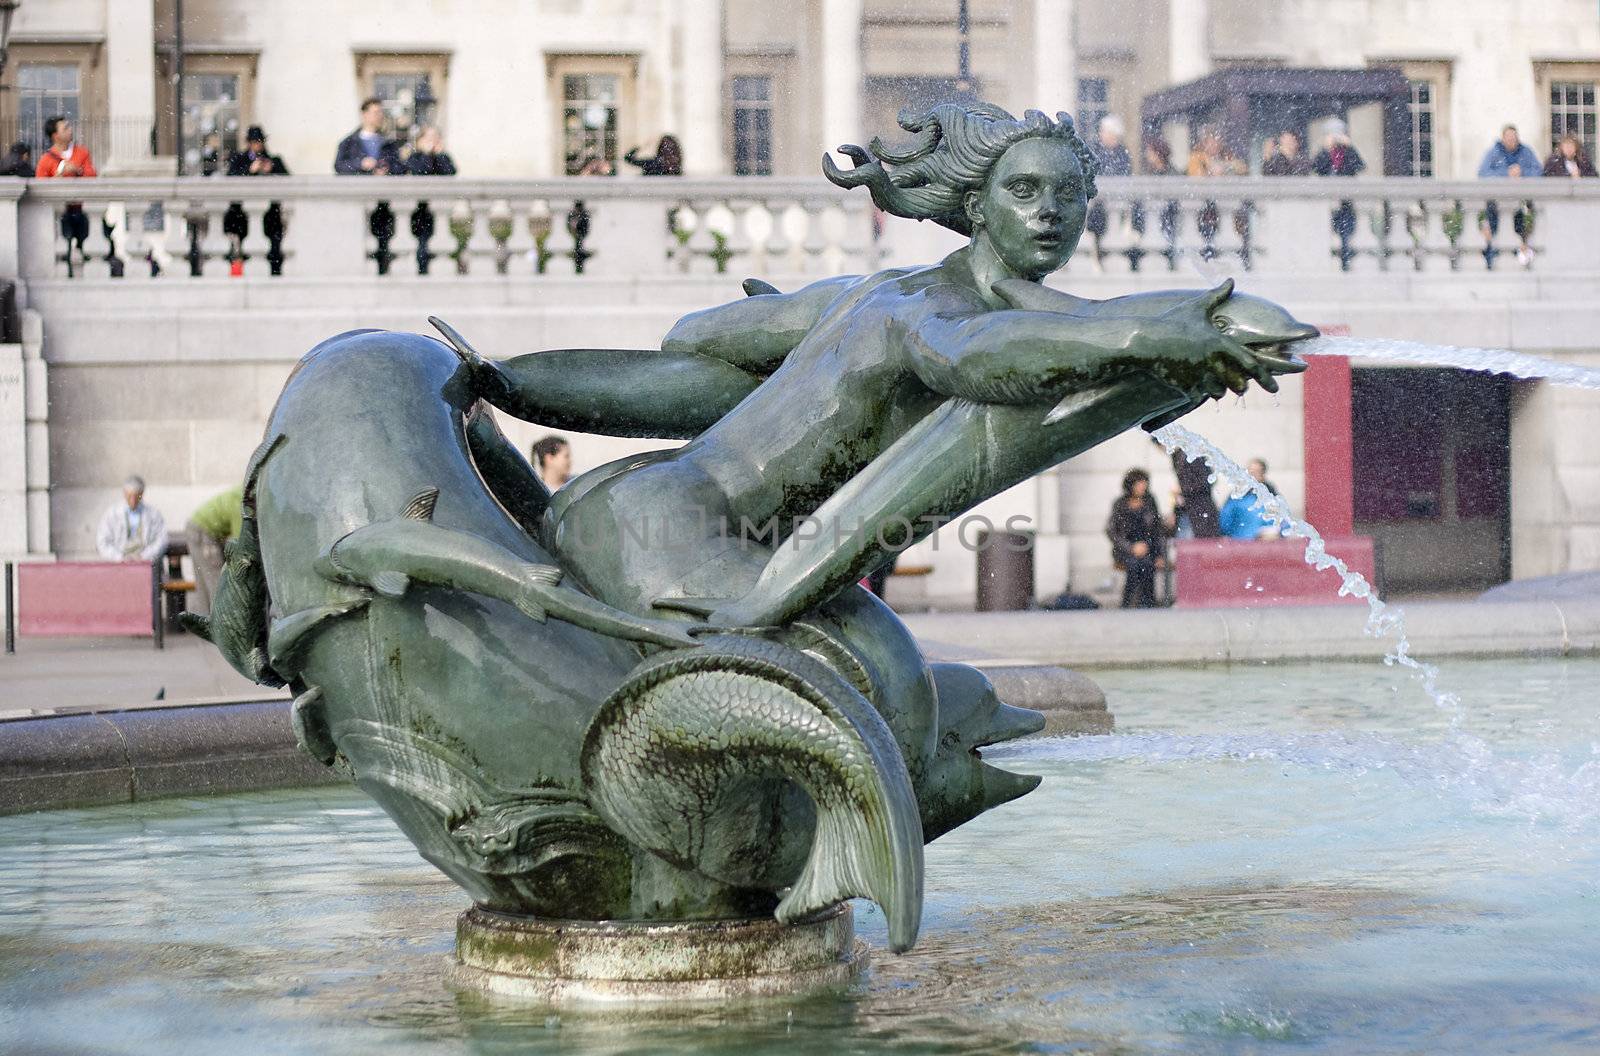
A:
[820, 0, 864, 152]
[22, 311, 50, 558]
[679, 0, 725, 176]
[103, 0, 162, 174]
[1032, 0, 1076, 120]
[1168, 0, 1211, 86]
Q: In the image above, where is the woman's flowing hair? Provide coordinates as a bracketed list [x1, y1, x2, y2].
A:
[823, 102, 1098, 236]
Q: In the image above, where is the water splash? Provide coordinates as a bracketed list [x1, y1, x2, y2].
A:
[1302, 335, 1600, 391]
[1151, 422, 1462, 727]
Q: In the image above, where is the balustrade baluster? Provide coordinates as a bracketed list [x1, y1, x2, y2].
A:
[799, 200, 829, 274]
[447, 199, 475, 276]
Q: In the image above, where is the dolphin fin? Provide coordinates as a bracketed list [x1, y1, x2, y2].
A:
[370, 570, 411, 597]
[268, 601, 369, 675]
[742, 277, 782, 297]
[402, 487, 440, 522]
[583, 635, 924, 952]
[650, 595, 728, 619]
[178, 611, 213, 642]
[290, 686, 337, 766]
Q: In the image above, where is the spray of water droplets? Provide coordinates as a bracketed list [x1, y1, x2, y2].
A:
[1151, 422, 1464, 727]
[1303, 336, 1600, 391]
[1143, 423, 1600, 828]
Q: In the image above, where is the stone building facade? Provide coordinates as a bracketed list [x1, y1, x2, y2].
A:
[4, 1, 1597, 180]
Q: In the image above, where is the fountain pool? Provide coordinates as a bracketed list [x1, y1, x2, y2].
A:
[4, 656, 1597, 1054]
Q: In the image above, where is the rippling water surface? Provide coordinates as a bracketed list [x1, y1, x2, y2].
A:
[3, 657, 1598, 1054]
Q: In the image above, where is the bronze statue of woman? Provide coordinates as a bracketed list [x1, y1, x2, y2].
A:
[475, 102, 1308, 630]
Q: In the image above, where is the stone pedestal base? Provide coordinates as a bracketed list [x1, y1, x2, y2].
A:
[455, 903, 864, 1002]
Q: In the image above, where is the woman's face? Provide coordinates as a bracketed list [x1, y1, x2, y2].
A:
[970, 137, 1088, 281]
[1130, 477, 1149, 498]
[1561, 139, 1579, 160]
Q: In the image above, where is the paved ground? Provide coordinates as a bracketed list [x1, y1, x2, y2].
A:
[6, 594, 1599, 717]
[0, 633, 276, 717]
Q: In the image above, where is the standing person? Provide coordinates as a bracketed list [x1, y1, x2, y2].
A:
[1542, 134, 1595, 178]
[1313, 119, 1366, 269]
[334, 98, 403, 175]
[185, 484, 242, 617]
[405, 126, 456, 274]
[1084, 116, 1132, 268]
[1263, 130, 1311, 175]
[624, 135, 683, 176]
[95, 476, 168, 562]
[223, 126, 290, 275]
[406, 126, 456, 175]
[1476, 124, 1541, 268]
[227, 125, 289, 176]
[1166, 444, 1221, 538]
[531, 435, 572, 490]
[1106, 469, 1166, 609]
[35, 116, 97, 275]
[5, 142, 33, 177]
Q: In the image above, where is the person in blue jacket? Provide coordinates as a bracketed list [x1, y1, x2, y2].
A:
[1219, 458, 1283, 540]
[1477, 124, 1541, 267]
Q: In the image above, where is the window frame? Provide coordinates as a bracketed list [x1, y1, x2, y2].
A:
[1537, 62, 1600, 156]
[1396, 60, 1452, 178]
[354, 50, 451, 146]
[1, 42, 106, 156]
[546, 52, 638, 177]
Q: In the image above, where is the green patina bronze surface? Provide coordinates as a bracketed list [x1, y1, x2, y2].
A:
[186, 101, 1316, 960]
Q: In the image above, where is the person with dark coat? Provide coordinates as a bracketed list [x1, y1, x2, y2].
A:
[226, 125, 289, 176]
[4, 142, 33, 177]
[334, 98, 404, 175]
[404, 127, 455, 274]
[625, 134, 683, 176]
[1543, 135, 1597, 178]
[1313, 119, 1366, 268]
[1106, 468, 1166, 609]
[405, 126, 456, 175]
[1262, 130, 1312, 176]
[1084, 116, 1132, 268]
[1167, 446, 1221, 538]
[223, 126, 290, 274]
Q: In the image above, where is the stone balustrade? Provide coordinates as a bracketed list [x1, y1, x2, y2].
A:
[7, 175, 1600, 284]
[8, 176, 878, 282]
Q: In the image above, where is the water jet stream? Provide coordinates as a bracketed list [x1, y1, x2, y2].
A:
[1141, 424, 1600, 827]
[1301, 335, 1600, 390]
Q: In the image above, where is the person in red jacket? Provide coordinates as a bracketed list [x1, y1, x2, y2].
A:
[35, 116, 97, 274]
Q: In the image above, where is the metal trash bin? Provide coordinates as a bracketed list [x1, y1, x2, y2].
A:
[976, 529, 1035, 611]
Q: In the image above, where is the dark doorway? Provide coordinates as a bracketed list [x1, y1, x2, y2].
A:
[1352, 368, 1512, 595]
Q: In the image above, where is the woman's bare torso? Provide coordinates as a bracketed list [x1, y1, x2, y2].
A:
[674, 258, 987, 526]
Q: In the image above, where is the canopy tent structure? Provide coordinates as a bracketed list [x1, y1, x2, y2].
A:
[1141, 67, 1415, 176]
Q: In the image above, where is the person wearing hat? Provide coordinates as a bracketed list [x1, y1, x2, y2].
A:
[227, 126, 289, 176]
[224, 126, 290, 274]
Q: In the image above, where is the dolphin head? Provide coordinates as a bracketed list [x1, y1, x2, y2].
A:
[1209, 291, 1320, 366]
[919, 663, 1045, 842]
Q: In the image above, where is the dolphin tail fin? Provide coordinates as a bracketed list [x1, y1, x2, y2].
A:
[582, 635, 924, 952]
[179, 611, 212, 642]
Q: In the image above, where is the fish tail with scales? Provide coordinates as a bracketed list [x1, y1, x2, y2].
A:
[582, 634, 925, 952]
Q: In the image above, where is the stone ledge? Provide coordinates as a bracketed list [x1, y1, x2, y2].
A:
[0, 700, 339, 816]
[903, 598, 1600, 669]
